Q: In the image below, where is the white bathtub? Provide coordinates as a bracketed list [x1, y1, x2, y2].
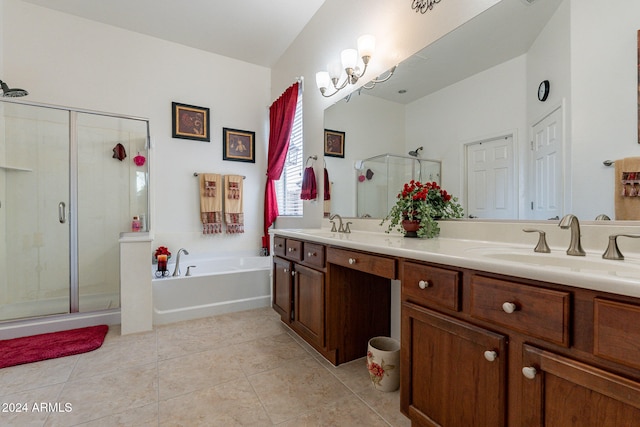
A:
[152, 255, 271, 325]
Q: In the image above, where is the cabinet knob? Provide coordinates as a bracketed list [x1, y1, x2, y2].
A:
[483, 350, 498, 362]
[522, 366, 537, 380]
[277, 244, 283, 247]
[308, 252, 316, 257]
[418, 280, 431, 289]
[348, 258, 357, 265]
[283, 268, 288, 273]
[502, 302, 517, 314]
[291, 270, 296, 277]
[288, 247, 296, 252]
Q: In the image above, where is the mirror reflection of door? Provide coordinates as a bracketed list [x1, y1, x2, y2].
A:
[466, 135, 517, 219]
[530, 106, 563, 220]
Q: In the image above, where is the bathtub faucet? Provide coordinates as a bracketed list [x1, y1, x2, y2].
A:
[172, 248, 190, 276]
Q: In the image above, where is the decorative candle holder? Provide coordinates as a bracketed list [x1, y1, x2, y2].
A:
[155, 254, 169, 278]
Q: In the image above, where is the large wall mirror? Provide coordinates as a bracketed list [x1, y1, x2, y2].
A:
[324, 0, 635, 222]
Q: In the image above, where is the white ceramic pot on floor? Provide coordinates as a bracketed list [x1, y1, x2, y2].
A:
[367, 336, 400, 392]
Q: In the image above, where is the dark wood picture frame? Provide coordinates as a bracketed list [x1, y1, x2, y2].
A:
[223, 127, 255, 163]
[172, 102, 210, 142]
[324, 129, 345, 158]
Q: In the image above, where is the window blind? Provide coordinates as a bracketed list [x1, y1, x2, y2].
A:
[275, 89, 303, 216]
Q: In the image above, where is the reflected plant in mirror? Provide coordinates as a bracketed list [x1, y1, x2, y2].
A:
[381, 180, 463, 238]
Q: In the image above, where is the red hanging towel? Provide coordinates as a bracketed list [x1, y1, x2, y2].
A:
[324, 168, 331, 201]
[300, 166, 317, 200]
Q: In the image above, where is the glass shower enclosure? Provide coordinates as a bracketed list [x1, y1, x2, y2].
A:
[0, 100, 149, 323]
[357, 154, 441, 218]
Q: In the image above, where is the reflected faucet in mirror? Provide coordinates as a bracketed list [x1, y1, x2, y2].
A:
[329, 213, 351, 233]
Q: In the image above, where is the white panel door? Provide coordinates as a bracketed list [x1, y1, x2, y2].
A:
[466, 135, 516, 219]
[530, 107, 563, 220]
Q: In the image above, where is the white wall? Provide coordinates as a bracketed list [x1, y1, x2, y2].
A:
[2, 0, 271, 257]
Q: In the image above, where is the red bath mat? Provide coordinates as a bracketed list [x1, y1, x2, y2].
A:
[0, 325, 109, 369]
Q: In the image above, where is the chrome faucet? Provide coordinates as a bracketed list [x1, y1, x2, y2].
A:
[558, 214, 585, 256]
[329, 214, 344, 233]
[172, 248, 190, 276]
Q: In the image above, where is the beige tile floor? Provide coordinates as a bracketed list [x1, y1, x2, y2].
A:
[0, 307, 411, 426]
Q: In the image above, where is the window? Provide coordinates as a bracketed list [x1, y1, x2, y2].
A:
[275, 88, 303, 216]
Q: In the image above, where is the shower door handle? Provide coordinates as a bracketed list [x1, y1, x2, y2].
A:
[58, 202, 67, 224]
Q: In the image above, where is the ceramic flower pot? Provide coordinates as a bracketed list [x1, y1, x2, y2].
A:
[367, 336, 400, 392]
[401, 219, 420, 238]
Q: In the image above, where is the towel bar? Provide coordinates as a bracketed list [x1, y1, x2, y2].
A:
[193, 173, 245, 179]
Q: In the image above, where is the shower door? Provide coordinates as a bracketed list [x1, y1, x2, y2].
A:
[1, 101, 149, 322]
[1, 103, 71, 321]
[76, 112, 148, 312]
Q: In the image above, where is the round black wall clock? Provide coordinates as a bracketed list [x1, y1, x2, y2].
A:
[538, 80, 550, 102]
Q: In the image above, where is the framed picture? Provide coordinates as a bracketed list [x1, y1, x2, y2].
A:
[223, 128, 255, 163]
[324, 129, 345, 158]
[172, 102, 210, 142]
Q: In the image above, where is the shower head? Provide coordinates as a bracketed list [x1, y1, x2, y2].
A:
[0, 80, 29, 98]
[408, 146, 423, 157]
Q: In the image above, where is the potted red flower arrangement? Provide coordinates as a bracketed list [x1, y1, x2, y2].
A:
[381, 180, 463, 238]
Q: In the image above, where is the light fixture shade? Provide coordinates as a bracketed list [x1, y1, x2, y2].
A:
[327, 61, 343, 80]
[341, 48, 358, 70]
[315, 71, 331, 90]
[357, 34, 376, 58]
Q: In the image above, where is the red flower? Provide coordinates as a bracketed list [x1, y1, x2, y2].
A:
[154, 246, 171, 258]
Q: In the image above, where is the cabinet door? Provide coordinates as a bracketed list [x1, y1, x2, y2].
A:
[402, 302, 507, 427]
[292, 263, 325, 348]
[522, 344, 640, 427]
[272, 257, 293, 322]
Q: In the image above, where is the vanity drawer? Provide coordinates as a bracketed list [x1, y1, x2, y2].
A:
[594, 298, 640, 370]
[303, 242, 325, 269]
[327, 247, 396, 279]
[273, 236, 287, 257]
[470, 275, 571, 347]
[402, 262, 461, 311]
[284, 239, 303, 262]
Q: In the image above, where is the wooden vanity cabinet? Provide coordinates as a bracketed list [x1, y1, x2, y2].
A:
[272, 236, 326, 349]
[272, 235, 396, 366]
[272, 255, 293, 321]
[291, 263, 325, 348]
[401, 259, 640, 427]
[402, 302, 507, 427]
[521, 344, 640, 426]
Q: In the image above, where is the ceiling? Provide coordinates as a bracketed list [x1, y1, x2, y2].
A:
[20, 0, 326, 68]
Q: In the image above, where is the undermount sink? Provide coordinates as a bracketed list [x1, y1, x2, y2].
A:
[470, 248, 640, 277]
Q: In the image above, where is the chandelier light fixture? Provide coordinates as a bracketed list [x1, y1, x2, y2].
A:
[315, 35, 377, 98]
[411, 0, 442, 14]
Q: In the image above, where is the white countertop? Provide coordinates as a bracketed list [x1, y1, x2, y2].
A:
[273, 228, 640, 299]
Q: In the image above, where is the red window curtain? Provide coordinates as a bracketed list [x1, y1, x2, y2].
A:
[263, 82, 299, 251]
